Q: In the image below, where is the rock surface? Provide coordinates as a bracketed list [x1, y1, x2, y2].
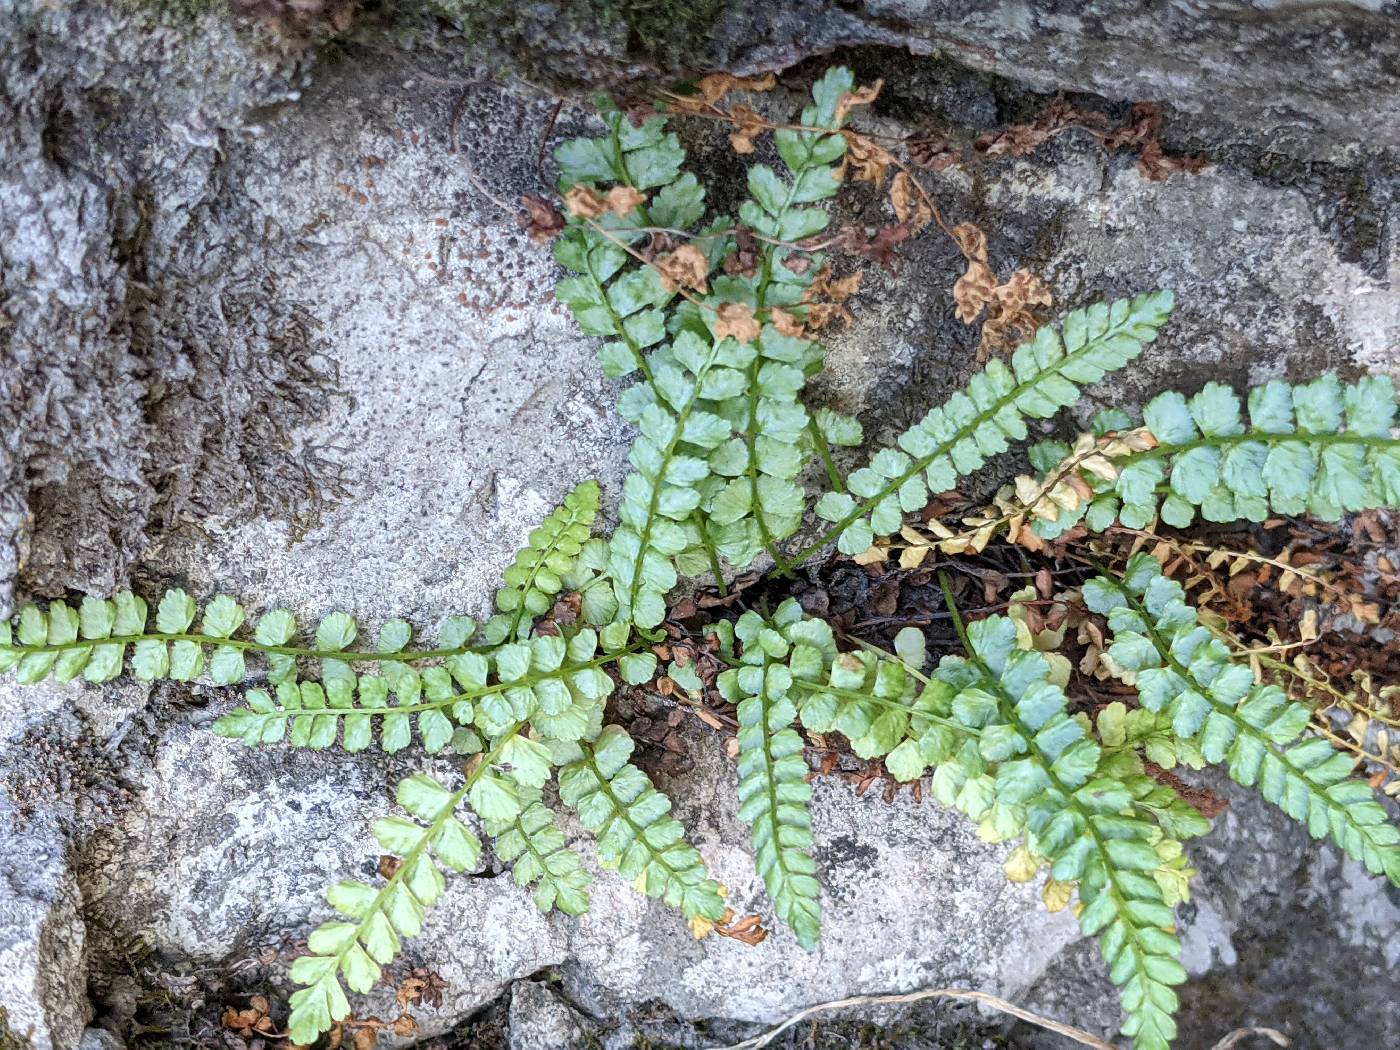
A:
[434, 0, 1400, 162]
[1, 1, 1398, 1049]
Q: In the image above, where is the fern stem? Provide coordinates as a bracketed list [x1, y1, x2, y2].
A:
[271, 649, 633, 720]
[772, 319, 1162, 577]
[0, 633, 485, 663]
[691, 510, 729, 597]
[788, 677, 974, 736]
[806, 414, 845, 493]
[327, 727, 516, 977]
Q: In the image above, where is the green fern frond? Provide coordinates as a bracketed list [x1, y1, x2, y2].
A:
[287, 769, 485, 1043]
[778, 291, 1176, 568]
[696, 67, 855, 568]
[214, 626, 630, 753]
[483, 783, 593, 916]
[553, 74, 867, 623]
[0, 590, 488, 688]
[933, 576, 1186, 1050]
[1085, 553, 1400, 885]
[490, 480, 602, 642]
[555, 724, 727, 923]
[555, 103, 688, 197]
[553, 105, 701, 382]
[717, 601, 822, 949]
[777, 615, 961, 779]
[604, 328, 747, 627]
[1039, 374, 1400, 535]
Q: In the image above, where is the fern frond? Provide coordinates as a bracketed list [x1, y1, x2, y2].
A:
[1085, 553, 1400, 885]
[777, 291, 1175, 569]
[490, 480, 601, 642]
[555, 724, 726, 923]
[603, 327, 747, 628]
[288, 770, 485, 1042]
[553, 105, 701, 383]
[555, 103, 688, 197]
[0, 590, 487, 688]
[1040, 374, 1400, 535]
[932, 575, 1186, 1050]
[214, 626, 630, 753]
[482, 783, 593, 916]
[776, 614, 961, 779]
[697, 68, 855, 568]
[718, 601, 822, 949]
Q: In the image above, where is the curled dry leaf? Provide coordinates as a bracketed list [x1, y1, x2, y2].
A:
[840, 131, 894, 186]
[954, 259, 998, 323]
[657, 244, 710, 293]
[1103, 102, 1164, 150]
[889, 171, 933, 232]
[604, 185, 647, 217]
[908, 136, 961, 172]
[714, 910, 770, 946]
[979, 268, 1054, 358]
[950, 222, 988, 262]
[807, 266, 863, 303]
[1137, 139, 1210, 181]
[834, 79, 882, 125]
[726, 103, 768, 154]
[563, 184, 607, 219]
[696, 71, 777, 105]
[974, 95, 1103, 157]
[712, 302, 761, 344]
[800, 264, 863, 330]
[770, 307, 805, 338]
[520, 194, 565, 244]
[221, 995, 275, 1036]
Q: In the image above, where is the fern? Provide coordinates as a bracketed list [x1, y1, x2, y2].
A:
[0, 589, 486, 688]
[1085, 553, 1400, 885]
[699, 67, 855, 567]
[9, 65, 1400, 1050]
[212, 625, 629, 753]
[288, 768, 486, 1042]
[710, 600, 963, 944]
[482, 784, 593, 916]
[780, 290, 1176, 567]
[1034, 374, 1400, 536]
[717, 602, 822, 948]
[553, 72, 861, 624]
[555, 724, 727, 923]
[490, 479, 601, 641]
[932, 577, 1188, 1050]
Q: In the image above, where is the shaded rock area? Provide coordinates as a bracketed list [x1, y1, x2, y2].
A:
[1, 1, 1398, 1049]
[428, 0, 1400, 163]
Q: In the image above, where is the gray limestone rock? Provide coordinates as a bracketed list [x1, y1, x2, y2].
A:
[1, 2, 1398, 1048]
